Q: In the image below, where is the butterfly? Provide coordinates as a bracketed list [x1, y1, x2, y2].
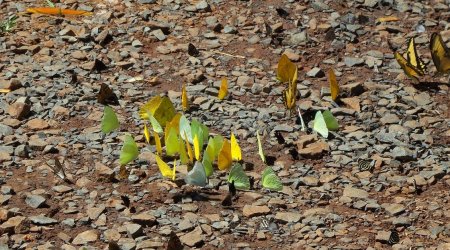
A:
[101, 106, 119, 134]
[261, 166, 282, 191]
[155, 155, 176, 181]
[256, 130, 266, 164]
[218, 139, 232, 170]
[313, 110, 338, 138]
[388, 229, 400, 245]
[393, 37, 425, 83]
[119, 135, 139, 166]
[184, 161, 207, 187]
[166, 231, 183, 250]
[181, 83, 189, 112]
[97, 83, 119, 105]
[227, 163, 250, 190]
[139, 96, 176, 127]
[328, 68, 339, 102]
[48, 158, 73, 184]
[188, 43, 200, 57]
[282, 78, 297, 110]
[430, 32, 450, 75]
[218, 78, 228, 100]
[358, 159, 375, 172]
[230, 133, 242, 161]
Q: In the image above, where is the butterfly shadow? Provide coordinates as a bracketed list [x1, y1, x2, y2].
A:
[171, 189, 221, 204]
[413, 81, 448, 92]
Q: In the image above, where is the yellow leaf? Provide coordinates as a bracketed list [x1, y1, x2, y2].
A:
[193, 134, 201, 161]
[153, 131, 162, 156]
[26, 7, 93, 16]
[376, 16, 399, 23]
[144, 124, 150, 144]
[328, 68, 339, 101]
[182, 83, 189, 111]
[230, 133, 242, 161]
[277, 54, 297, 83]
[218, 78, 228, 100]
[218, 139, 232, 170]
[155, 154, 175, 180]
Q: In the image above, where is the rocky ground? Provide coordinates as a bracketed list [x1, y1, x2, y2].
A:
[1, 0, 450, 249]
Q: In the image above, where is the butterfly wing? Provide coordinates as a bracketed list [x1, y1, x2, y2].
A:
[228, 163, 250, 190]
[165, 127, 179, 157]
[256, 130, 266, 163]
[185, 161, 207, 187]
[328, 68, 339, 101]
[262, 167, 282, 191]
[277, 54, 297, 83]
[119, 135, 139, 166]
[155, 154, 174, 179]
[394, 51, 422, 83]
[406, 38, 426, 74]
[218, 139, 232, 170]
[101, 106, 119, 134]
[218, 78, 228, 100]
[313, 111, 329, 138]
[230, 133, 242, 161]
[181, 83, 189, 111]
[430, 32, 450, 74]
[97, 83, 119, 105]
[322, 110, 338, 131]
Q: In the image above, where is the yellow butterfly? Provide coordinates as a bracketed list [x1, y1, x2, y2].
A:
[282, 66, 298, 110]
[394, 37, 425, 83]
[277, 54, 297, 84]
[230, 133, 242, 161]
[153, 131, 162, 155]
[430, 32, 450, 75]
[328, 68, 339, 102]
[218, 139, 232, 170]
[181, 83, 189, 111]
[193, 134, 201, 161]
[155, 154, 176, 181]
[139, 96, 176, 127]
[143, 124, 150, 144]
[218, 78, 228, 100]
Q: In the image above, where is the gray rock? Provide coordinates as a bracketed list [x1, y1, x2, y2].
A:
[391, 146, 416, 161]
[306, 67, 325, 78]
[125, 223, 144, 238]
[288, 31, 308, 45]
[25, 195, 46, 208]
[344, 57, 365, 67]
[384, 203, 405, 215]
[0, 124, 13, 137]
[29, 215, 58, 225]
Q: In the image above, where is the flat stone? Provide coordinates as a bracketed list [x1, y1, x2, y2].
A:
[125, 223, 143, 238]
[275, 212, 302, 223]
[25, 195, 46, 208]
[26, 118, 49, 130]
[179, 226, 203, 247]
[243, 205, 270, 217]
[0, 216, 26, 235]
[29, 215, 58, 225]
[131, 212, 157, 226]
[72, 230, 98, 245]
[384, 203, 405, 216]
[343, 186, 369, 199]
[87, 205, 105, 220]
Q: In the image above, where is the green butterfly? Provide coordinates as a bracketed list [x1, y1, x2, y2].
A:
[185, 161, 207, 187]
[261, 166, 282, 191]
[179, 115, 192, 143]
[147, 111, 163, 134]
[101, 106, 119, 134]
[119, 135, 139, 166]
[165, 127, 179, 156]
[312, 110, 338, 138]
[228, 163, 250, 190]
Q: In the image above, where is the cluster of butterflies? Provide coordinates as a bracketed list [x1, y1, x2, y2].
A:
[394, 32, 450, 83]
[278, 54, 340, 139]
[98, 90, 284, 195]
